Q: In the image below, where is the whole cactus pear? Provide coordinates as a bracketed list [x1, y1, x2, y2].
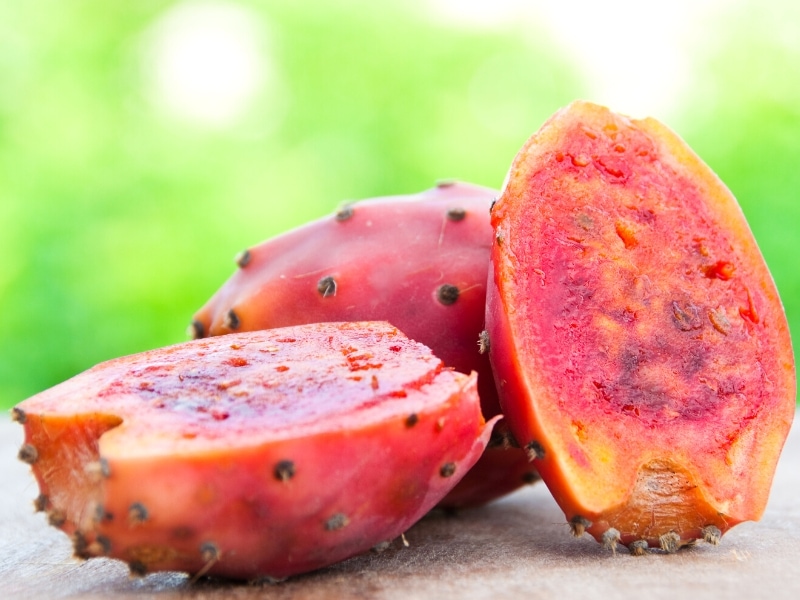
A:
[14, 321, 494, 580]
[191, 182, 536, 508]
[486, 101, 796, 553]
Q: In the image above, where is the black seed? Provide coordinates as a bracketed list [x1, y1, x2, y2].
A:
[405, 413, 419, 428]
[446, 207, 466, 221]
[490, 198, 497, 213]
[478, 330, 490, 354]
[223, 309, 240, 330]
[129, 560, 148, 577]
[440, 462, 456, 478]
[496, 232, 504, 245]
[234, 249, 252, 269]
[335, 204, 354, 221]
[200, 541, 220, 562]
[11, 407, 26, 423]
[188, 319, 205, 340]
[128, 502, 148, 525]
[34, 494, 49, 512]
[99, 458, 111, 478]
[436, 284, 459, 306]
[317, 275, 337, 298]
[522, 471, 540, 485]
[234, 249, 252, 268]
[73, 532, 89, 559]
[602, 528, 621, 554]
[659, 531, 681, 553]
[525, 440, 545, 461]
[702, 525, 722, 546]
[325, 513, 349, 531]
[274, 460, 295, 482]
[569, 515, 592, 537]
[48, 509, 66, 527]
[18, 444, 38, 465]
[628, 540, 649, 556]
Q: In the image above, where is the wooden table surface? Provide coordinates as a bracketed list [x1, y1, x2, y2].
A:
[2, 413, 799, 600]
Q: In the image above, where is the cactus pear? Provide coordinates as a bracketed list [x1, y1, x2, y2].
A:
[191, 182, 536, 508]
[486, 101, 796, 552]
[14, 321, 494, 580]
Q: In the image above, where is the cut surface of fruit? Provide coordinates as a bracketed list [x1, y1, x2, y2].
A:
[15, 322, 492, 579]
[191, 182, 535, 508]
[487, 100, 796, 552]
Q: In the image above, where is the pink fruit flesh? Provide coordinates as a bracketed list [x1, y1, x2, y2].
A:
[191, 182, 536, 508]
[15, 322, 493, 580]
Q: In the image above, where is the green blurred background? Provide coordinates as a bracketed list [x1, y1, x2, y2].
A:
[1, 0, 798, 410]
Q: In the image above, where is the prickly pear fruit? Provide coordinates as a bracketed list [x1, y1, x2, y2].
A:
[14, 321, 494, 580]
[191, 182, 536, 508]
[486, 101, 796, 553]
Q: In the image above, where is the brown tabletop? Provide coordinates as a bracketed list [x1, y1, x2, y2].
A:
[2, 412, 799, 599]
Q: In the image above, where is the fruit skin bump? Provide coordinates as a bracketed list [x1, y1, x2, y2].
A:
[191, 182, 536, 508]
[486, 100, 796, 552]
[14, 321, 494, 580]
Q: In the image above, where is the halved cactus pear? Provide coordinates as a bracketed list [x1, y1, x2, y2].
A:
[191, 182, 536, 508]
[486, 101, 796, 552]
[14, 321, 494, 580]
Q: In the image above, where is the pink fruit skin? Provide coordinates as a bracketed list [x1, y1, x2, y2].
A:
[16, 322, 495, 580]
[191, 182, 537, 508]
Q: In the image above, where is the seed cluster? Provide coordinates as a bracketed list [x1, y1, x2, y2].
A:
[569, 515, 592, 537]
[235, 249, 252, 268]
[128, 502, 149, 526]
[274, 460, 296, 482]
[436, 284, 460, 306]
[525, 441, 545, 461]
[446, 207, 466, 221]
[18, 444, 38, 465]
[325, 513, 350, 531]
[317, 276, 337, 298]
[223, 309, 241, 330]
[335, 205, 354, 221]
[478, 330, 490, 354]
[440, 462, 456, 478]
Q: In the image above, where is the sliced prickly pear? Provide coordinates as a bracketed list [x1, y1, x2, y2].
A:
[191, 182, 536, 508]
[14, 321, 494, 580]
[486, 101, 796, 553]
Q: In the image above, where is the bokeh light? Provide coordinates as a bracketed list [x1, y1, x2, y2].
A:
[140, 0, 283, 129]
